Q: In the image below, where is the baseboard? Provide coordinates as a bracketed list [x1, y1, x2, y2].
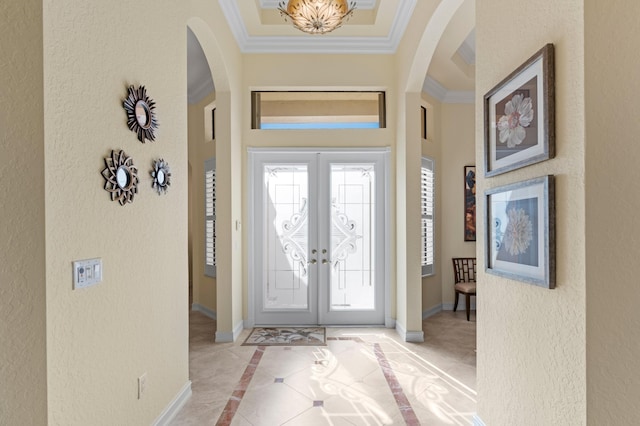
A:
[422, 304, 443, 319]
[473, 414, 486, 426]
[395, 321, 425, 343]
[442, 301, 476, 311]
[191, 303, 216, 320]
[153, 381, 192, 426]
[385, 316, 396, 329]
[215, 319, 244, 342]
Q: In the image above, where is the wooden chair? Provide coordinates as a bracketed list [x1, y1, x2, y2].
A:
[452, 258, 477, 321]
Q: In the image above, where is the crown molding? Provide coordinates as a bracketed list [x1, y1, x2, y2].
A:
[220, 0, 416, 54]
[457, 39, 475, 65]
[188, 76, 215, 105]
[423, 76, 474, 104]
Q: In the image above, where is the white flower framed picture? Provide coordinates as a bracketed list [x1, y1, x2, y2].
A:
[484, 43, 554, 177]
[485, 175, 555, 289]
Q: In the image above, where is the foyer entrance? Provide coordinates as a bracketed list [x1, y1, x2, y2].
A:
[249, 149, 388, 326]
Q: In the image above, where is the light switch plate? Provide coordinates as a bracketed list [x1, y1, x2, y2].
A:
[73, 258, 102, 289]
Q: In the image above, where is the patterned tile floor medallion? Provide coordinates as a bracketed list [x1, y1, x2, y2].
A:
[242, 327, 326, 346]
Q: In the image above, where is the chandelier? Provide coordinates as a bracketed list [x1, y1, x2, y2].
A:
[278, 0, 356, 35]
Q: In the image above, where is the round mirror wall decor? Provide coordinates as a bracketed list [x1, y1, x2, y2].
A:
[151, 158, 171, 195]
[123, 85, 158, 143]
[101, 149, 139, 205]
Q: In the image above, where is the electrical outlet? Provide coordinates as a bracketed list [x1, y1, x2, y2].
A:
[138, 373, 147, 399]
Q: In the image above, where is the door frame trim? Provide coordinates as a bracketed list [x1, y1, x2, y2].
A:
[246, 147, 392, 327]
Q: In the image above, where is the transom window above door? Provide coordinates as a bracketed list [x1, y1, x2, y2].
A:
[251, 91, 386, 130]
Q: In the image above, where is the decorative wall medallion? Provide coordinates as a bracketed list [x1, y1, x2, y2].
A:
[151, 158, 171, 195]
[101, 149, 139, 205]
[123, 85, 158, 143]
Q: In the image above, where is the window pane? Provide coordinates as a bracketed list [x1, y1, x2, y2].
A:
[252, 91, 386, 130]
[421, 157, 434, 276]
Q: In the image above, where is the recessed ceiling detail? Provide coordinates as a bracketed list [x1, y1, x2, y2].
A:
[423, 76, 474, 104]
[218, 0, 417, 54]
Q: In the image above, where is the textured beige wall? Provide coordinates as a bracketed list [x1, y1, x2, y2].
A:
[0, 0, 48, 424]
[420, 94, 443, 313]
[187, 6, 244, 339]
[585, 1, 640, 424]
[242, 53, 398, 323]
[440, 103, 476, 308]
[43, 1, 189, 424]
[476, 0, 586, 424]
[188, 93, 217, 312]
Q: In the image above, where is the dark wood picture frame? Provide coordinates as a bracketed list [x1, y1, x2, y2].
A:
[484, 43, 555, 177]
[464, 165, 476, 241]
[485, 175, 555, 288]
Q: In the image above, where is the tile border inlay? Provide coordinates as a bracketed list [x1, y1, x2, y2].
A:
[373, 343, 421, 426]
[214, 338, 420, 425]
[215, 346, 266, 426]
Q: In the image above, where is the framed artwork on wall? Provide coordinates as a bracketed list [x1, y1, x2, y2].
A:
[485, 175, 555, 289]
[464, 165, 476, 241]
[484, 43, 555, 177]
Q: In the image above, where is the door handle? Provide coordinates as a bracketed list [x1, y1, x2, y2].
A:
[311, 249, 317, 254]
[322, 259, 329, 265]
[308, 259, 317, 265]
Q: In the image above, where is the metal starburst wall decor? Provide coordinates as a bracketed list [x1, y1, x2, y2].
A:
[101, 149, 139, 206]
[150, 158, 171, 195]
[123, 85, 159, 143]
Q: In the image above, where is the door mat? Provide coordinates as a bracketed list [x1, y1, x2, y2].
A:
[242, 327, 326, 346]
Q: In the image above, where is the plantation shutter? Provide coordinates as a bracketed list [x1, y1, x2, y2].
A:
[421, 157, 435, 276]
[205, 158, 216, 277]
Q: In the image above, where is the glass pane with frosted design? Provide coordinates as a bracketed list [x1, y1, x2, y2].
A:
[263, 165, 309, 310]
[329, 164, 375, 311]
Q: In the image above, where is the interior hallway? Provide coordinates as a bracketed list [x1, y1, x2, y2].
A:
[170, 311, 476, 425]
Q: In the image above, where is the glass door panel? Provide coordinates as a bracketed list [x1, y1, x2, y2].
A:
[253, 153, 318, 325]
[318, 153, 385, 325]
[329, 164, 375, 311]
[251, 149, 386, 326]
[263, 165, 310, 310]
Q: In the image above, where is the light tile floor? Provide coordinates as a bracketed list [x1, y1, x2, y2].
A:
[170, 310, 476, 426]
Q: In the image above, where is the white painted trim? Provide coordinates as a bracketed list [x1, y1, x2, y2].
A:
[219, 0, 416, 54]
[423, 76, 448, 100]
[385, 317, 396, 329]
[395, 321, 425, 343]
[247, 147, 391, 154]
[422, 304, 442, 319]
[444, 91, 475, 104]
[457, 40, 476, 66]
[215, 319, 245, 343]
[422, 76, 474, 104]
[473, 414, 487, 426]
[191, 303, 216, 320]
[153, 381, 192, 426]
[187, 75, 215, 105]
[384, 150, 392, 329]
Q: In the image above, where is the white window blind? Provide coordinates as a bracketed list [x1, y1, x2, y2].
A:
[205, 158, 216, 277]
[421, 157, 434, 276]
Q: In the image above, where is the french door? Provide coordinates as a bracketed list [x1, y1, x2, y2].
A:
[249, 149, 387, 326]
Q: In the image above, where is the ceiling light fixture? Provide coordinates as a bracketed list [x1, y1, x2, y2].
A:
[278, 0, 356, 35]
